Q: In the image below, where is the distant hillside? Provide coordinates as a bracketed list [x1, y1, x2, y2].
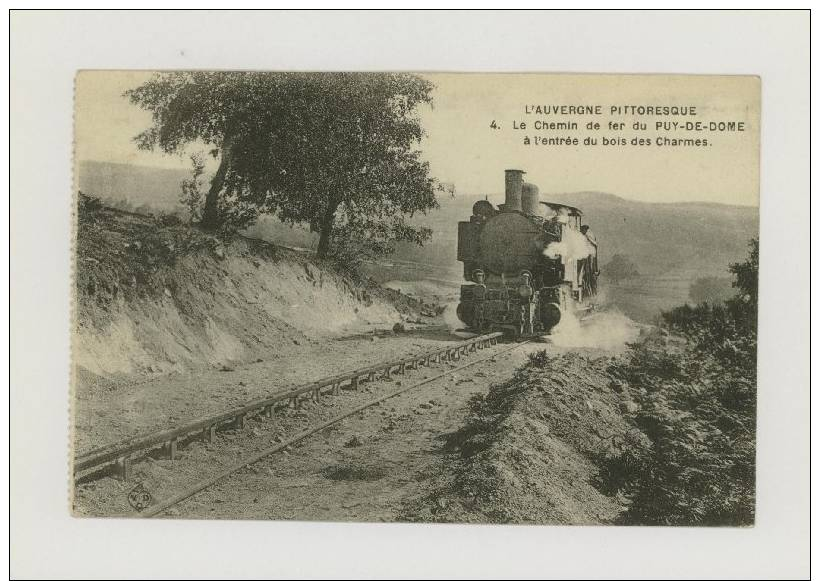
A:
[78, 161, 189, 212]
[549, 191, 758, 278]
[391, 191, 758, 281]
[77, 161, 758, 282]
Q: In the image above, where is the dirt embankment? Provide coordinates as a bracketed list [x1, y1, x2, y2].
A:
[75, 203, 425, 379]
[405, 351, 640, 525]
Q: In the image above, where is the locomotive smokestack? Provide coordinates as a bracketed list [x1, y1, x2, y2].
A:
[522, 182, 541, 215]
[504, 169, 525, 212]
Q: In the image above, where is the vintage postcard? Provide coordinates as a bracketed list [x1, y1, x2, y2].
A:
[72, 72, 759, 525]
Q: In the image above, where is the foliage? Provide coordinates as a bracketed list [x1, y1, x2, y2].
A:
[179, 152, 206, 223]
[727, 237, 759, 331]
[155, 212, 182, 227]
[730, 238, 759, 304]
[688, 276, 734, 305]
[598, 238, 758, 525]
[326, 216, 433, 277]
[178, 149, 258, 234]
[603, 253, 640, 284]
[77, 191, 104, 222]
[85, 194, 153, 217]
[127, 72, 439, 258]
[527, 349, 552, 369]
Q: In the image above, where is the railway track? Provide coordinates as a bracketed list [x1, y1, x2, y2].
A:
[73, 332, 505, 485]
[140, 337, 529, 518]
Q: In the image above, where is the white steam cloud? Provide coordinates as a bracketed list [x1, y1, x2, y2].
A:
[442, 301, 476, 338]
[543, 227, 596, 263]
[549, 309, 639, 351]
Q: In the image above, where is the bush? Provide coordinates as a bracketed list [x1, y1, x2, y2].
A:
[77, 192, 104, 219]
[527, 349, 552, 369]
[156, 212, 183, 227]
[602, 335, 756, 525]
[596, 239, 758, 525]
[689, 276, 734, 304]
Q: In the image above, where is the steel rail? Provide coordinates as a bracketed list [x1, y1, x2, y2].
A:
[73, 332, 503, 481]
[140, 339, 529, 518]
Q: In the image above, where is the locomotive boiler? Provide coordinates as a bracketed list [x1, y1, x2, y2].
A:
[456, 169, 599, 338]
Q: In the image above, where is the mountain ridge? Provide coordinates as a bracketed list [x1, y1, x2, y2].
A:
[78, 160, 759, 282]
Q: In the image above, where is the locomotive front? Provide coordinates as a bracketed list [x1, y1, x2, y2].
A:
[456, 169, 598, 338]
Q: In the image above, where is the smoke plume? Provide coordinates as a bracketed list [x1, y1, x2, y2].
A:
[442, 301, 476, 338]
[543, 227, 595, 263]
[548, 309, 639, 351]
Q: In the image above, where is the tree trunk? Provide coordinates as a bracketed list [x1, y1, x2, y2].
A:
[316, 198, 340, 259]
[201, 138, 233, 231]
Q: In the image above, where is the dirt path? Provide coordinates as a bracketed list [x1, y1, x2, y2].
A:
[166, 340, 541, 521]
[74, 338, 544, 519]
[74, 325, 463, 452]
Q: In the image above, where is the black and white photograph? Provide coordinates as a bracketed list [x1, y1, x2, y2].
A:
[71, 71, 760, 525]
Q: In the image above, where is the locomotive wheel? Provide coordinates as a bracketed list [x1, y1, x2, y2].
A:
[540, 302, 562, 333]
[456, 302, 473, 325]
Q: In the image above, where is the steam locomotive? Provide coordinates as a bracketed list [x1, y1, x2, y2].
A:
[456, 169, 599, 338]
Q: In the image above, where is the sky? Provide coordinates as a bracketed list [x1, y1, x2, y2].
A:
[75, 71, 760, 206]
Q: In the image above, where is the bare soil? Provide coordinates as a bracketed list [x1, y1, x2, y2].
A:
[73, 337, 537, 518]
[74, 327, 459, 453]
[404, 351, 635, 524]
[74, 326, 637, 525]
[75, 204, 428, 378]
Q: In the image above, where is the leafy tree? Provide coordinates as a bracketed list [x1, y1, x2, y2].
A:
[127, 72, 439, 257]
[603, 253, 640, 284]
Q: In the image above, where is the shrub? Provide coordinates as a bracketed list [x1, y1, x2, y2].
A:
[527, 349, 551, 369]
[77, 191, 104, 219]
[156, 212, 183, 227]
[596, 238, 758, 526]
[689, 276, 734, 304]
